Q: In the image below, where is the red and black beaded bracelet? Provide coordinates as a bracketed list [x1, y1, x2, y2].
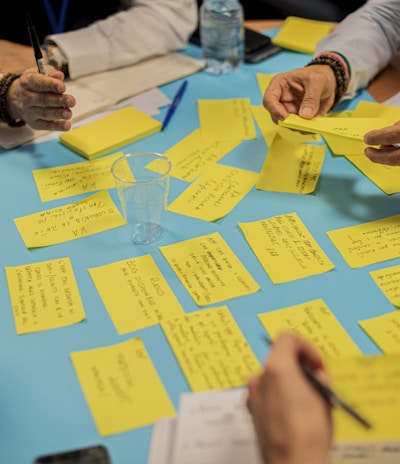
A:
[305, 54, 349, 110]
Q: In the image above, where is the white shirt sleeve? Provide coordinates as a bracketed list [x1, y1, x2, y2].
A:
[46, 0, 198, 79]
[315, 0, 400, 95]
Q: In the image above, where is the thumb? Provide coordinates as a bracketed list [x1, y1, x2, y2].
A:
[299, 89, 322, 119]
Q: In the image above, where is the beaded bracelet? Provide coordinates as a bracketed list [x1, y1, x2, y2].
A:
[0, 73, 26, 127]
[305, 54, 349, 110]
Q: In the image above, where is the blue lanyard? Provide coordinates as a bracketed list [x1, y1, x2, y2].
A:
[42, 0, 70, 34]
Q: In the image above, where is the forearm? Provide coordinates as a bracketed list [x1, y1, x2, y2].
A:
[46, 0, 198, 79]
[316, 0, 400, 95]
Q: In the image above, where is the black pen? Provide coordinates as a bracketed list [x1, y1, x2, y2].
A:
[27, 13, 48, 75]
[262, 334, 372, 430]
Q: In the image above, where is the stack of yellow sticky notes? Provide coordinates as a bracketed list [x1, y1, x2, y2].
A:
[60, 106, 162, 159]
[273, 16, 334, 54]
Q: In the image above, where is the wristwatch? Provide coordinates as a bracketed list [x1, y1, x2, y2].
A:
[44, 41, 69, 78]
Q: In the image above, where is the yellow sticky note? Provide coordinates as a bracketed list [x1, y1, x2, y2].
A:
[161, 306, 262, 391]
[279, 114, 393, 141]
[162, 128, 241, 182]
[5, 257, 86, 334]
[167, 163, 258, 222]
[239, 212, 335, 284]
[273, 16, 334, 54]
[370, 265, 400, 307]
[256, 135, 325, 194]
[327, 354, 400, 442]
[14, 190, 126, 248]
[32, 152, 123, 202]
[353, 100, 400, 120]
[70, 337, 175, 436]
[159, 232, 260, 306]
[198, 99, 257, 140]
[323, 133, 367, 155]
[359, 311, 400, 354]
[344, 154, 400, 194]
[251, 106, 320, 147]
[327, 214, 400, 268]
[256, 72, 275, 97]
[88, 254, 185, 334]
[60, 107, 161, 159]
[258, 298, 361, 357]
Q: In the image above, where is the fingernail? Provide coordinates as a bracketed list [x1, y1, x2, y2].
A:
[300, 107, 313, 118]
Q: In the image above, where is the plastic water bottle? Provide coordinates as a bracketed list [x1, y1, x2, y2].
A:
[200, 0, 244, 75]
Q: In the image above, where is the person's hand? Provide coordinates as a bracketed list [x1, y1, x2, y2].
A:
[247, 332, 332, 464]
[364, 121, 400, 166]
[6, 67, 76, 131]
[263, 65, 336, 124]
[0, 40, 39, 74]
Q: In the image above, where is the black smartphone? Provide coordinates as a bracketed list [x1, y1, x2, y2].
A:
[33, 445, 111, 464]
[189, 26, 281, 63]
[244, 27, 281, 63]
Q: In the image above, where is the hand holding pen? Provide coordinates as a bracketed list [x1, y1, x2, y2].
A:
[247, 332, 370, 464]
[27, 13, 47, 75]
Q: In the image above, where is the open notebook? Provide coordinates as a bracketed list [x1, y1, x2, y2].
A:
[0, 52, 204, 150]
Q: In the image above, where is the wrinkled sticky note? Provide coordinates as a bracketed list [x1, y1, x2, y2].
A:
[161, 128, 241, 182]
[327, 354, 400, 442]
[256, 135, 325, 194]
[88, 254, 185, 334]
[344, 154, 400, 194]
[70, 337, 175, 436]
[14, 190, 126, 248]
[279, 114, 393, 142]
[161, 306, 262, 391]
[239, 212, 335, 283]
[326, 214, 400, 268]
[159, 232, 260, 306]
[258, 298, 361, 357]
[273, 16, 334, 54]
[5, 257, 86, 334]
[359, 311, 400, 354]
[198, 99, 257, 140]
[32, 152, 123, 202]
[369, 265, 400, 307]
[167, 163, 258, 222]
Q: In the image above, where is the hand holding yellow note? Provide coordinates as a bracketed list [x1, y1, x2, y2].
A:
[71, 337, 175, 436]
[279, 114, 393, 142]
[60, 106, 162, 159]
[5, 257, 86, 334]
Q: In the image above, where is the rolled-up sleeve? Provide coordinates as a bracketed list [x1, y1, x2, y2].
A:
[316, 0, 400, 95]
[46, 0, 198, 79]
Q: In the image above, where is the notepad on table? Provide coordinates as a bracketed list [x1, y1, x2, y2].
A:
[59, 106, 162, 159]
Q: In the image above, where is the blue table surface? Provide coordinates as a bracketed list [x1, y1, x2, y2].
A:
[0, 38, 396, 464]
